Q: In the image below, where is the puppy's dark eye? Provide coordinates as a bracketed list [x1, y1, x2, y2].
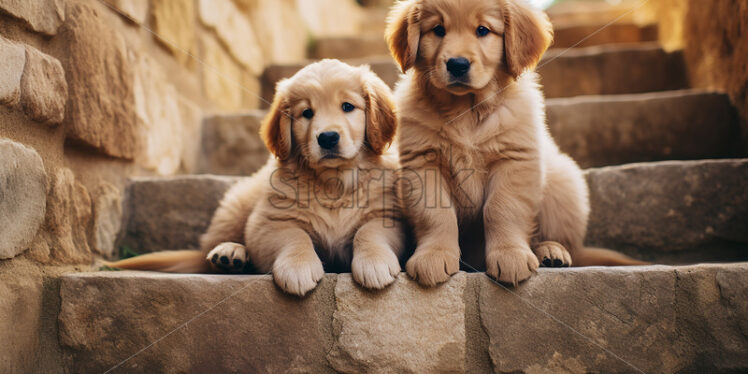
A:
[476, 26, 490, 37]
[433, 24, 446, 37]
[302, 108, 314, 119]
[341, 102, 355, 112]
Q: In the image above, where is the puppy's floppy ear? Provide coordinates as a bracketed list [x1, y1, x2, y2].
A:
[386, 0, 421, 72]
[503, 0, 553, 77]
[260, 86, 293, 160]
[362, 69, 397, 155]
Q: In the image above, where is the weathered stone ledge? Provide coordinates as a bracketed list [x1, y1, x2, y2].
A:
[546, 89, 740, 167]
[58, 263, 748, 373]
[118, 159, 748, 264]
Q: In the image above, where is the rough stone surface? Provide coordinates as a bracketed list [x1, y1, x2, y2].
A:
[27, 167, 93, 264]
[102, 0, 147, 24]
[539, 43, 688, 98]
[0, 35, 25, 107]
[198, 0, 263, 75]
[329, 273, 466, 373]
[198, 111, 269, 176]
[20, 45, 68, 125]
[151, 0, 196, 67]
[243, 0, 307, 66]
[91, 182, 122, 259]
[0, 0, 64, 35]
[57, 266, 748, 373]
[479, 264, 748, 373]
[546, 90, 740, 168]
[60, 3, 137, 159]
[297, 0, 363, 37]
[0, 261, 46, 373]
[201, 35, 244, 110]
[552, 23, 658, 48]
[119, 175, 240, 253]
[586, 160, 748, 263]
[134, 55, 184, 175]
[58, 272, 337, 373]
[261, 57, 400, 108]
[0, 139, 47, 259]
[311, 36, 389, 60]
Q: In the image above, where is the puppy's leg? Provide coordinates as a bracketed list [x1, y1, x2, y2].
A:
[535, 153, 588, 267]
[352, 220, 404, 289]
[206, 242, 250, 272]
[401, 165, 461, 287]
[484, 159, 542, 285]
[246, 219, 323, 296]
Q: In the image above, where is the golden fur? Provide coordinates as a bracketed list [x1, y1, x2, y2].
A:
[108, 60, 405, 296]
[385, 0, 645, 286]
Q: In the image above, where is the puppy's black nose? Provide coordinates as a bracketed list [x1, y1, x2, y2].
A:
[317, 131, 340, 150]
[446, 57, 470, 78]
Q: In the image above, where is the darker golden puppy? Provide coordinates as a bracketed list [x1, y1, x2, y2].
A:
[385, 0, 644, 286]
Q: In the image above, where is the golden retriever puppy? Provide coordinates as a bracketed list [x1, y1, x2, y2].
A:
[385, 0, 645, 286]
[109, 60, 404, 296]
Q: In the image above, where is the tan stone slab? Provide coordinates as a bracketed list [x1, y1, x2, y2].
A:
[585, 159, 748, 263]
[328, 273, 466, 373]
[478, 263, 748, 373]
[198, 111, 269, 176]
[547, 90, 740, 168]
[0, 0, 64, 35]
[59, 272, 338, 373]
[0, 35, 25, 107]
[0, 139, 46, 259]
[60, 2, 137, 159]
[20, 45, 67, 125]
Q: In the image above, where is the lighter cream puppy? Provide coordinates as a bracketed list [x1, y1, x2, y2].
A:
[200, 60, 404, 296]
[386, 0, 643, 286]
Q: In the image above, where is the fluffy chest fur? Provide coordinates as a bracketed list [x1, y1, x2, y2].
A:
[396, 73, 547, 218]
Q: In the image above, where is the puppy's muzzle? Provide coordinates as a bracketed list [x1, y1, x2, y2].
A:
[317, 131, 340, 150]
[446, 57, 470, 79]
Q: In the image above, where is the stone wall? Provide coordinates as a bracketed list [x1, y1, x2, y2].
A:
[638, 0, 748, 150]
[0, 0, 365, 264]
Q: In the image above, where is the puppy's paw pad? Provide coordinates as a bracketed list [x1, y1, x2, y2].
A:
[405, 247, 460, 287]
[207, 242, 248, 272]
[486, 246, 538, 285]
[352, 249, 400, 289]
[273, 255, 324, 296]
[534, 241, 571, 267]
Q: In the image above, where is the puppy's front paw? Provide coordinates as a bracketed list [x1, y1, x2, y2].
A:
[272, 252, 324, 296]
[405, 247, 460, 287]
[486, 245, 538, 285]
[206, 242, 249, 272]
[352, 247, 400, 290]
[534, 241, 572, 267]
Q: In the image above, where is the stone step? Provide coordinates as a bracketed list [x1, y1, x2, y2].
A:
[117, 159, 748, 264]
[552, 23, 658, 49]
[547, 90, 741, 168]
[59, 264, 748, 373]
[261, 44, 688, 104]
[539, 43, 688, 98]
[195, 111, 269, 176]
